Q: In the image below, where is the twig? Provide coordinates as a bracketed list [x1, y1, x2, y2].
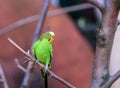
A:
[8, 38, 76, 88]
[86, 0, 105, 12]
[20, 61, 34, 88]
[48, 3, 93, 17]
[15, 58, 26, 72]
[0, 64, 9, 88]
[7, 38, 35, 88]
[8, 37, 38, 88]
[0, 3, 94, 36]
[49, 71, 75, 88]
[102, 69, 120, 88]
[0, 15, 37, 36]
[32, 0, 50, 44]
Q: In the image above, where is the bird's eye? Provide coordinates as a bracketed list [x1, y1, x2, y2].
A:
[48, 38, 51, 41]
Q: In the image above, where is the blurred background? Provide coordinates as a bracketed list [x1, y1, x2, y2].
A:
[0, 0, 100, 88]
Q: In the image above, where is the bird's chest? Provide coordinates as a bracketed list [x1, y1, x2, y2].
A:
[35, 44, 51, 60]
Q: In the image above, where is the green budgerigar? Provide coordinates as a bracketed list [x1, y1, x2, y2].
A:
[32, 31, 55, 77]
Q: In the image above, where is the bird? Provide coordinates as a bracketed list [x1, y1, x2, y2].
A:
[32, 31, 55, 88]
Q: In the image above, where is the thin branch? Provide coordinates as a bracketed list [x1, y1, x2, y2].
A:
[7, 37, 35, 88]
[0, 3, 94, 36]
[0, 15, 37, 36]
[20, 62, 34, 88]
[8, 37, 76, 88]
[102, 69, 120, 88]
[49, 71, 75, 88]
[0, 64, 9, 88]
[86, 0, 105, 11]
[48, 3, 93, 16]
[32, 0, 50, 44]
[15, 58, 26, 72]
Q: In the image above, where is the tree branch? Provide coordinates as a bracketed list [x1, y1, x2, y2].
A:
[0, 3, 94, 36]
[8, 38, 76, 88]
[86, 0, 105, 11]
[15, 58, 26, 72]
[49, 71, 75, 88]
[32, 0, 50, 44]
[102, 69, 120, 88]
[0, 15, 37, 36]
[90, 0, 120, 88]
[0, 64, 9, 88]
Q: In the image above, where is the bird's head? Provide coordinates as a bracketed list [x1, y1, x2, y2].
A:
[40, 31, 55, 44]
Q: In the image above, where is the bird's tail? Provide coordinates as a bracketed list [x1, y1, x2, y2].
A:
[41, 65, 51, 77]
[44, 73, 48, 88]
[41, 67, 49, 77]
[41, 66, 51, 88]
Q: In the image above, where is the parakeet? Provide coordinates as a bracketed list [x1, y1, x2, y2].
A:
[32, 31, 55, 77]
